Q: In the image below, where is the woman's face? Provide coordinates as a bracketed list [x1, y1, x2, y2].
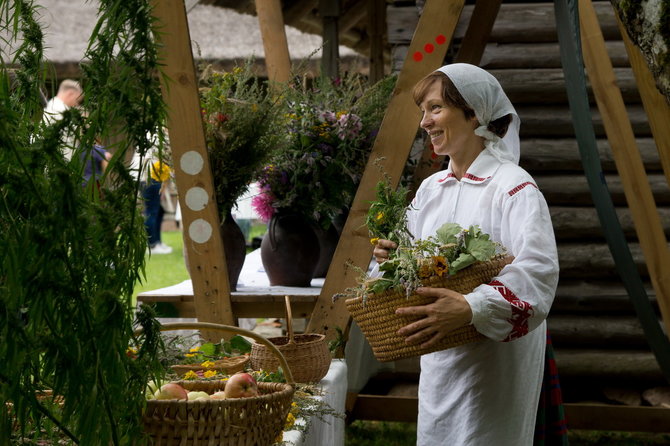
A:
[418, 81, 479, 158]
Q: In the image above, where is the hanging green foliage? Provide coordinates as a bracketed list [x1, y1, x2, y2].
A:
[0, 0, 169, 444]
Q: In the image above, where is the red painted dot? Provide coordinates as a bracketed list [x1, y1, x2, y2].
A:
[436, 34, 446, 45]
[413, 51, 423, 62]
[424, 43, 434, 53]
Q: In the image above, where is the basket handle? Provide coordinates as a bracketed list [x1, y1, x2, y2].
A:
[134, 322, 295, 385]
[284, 295, 295, 345]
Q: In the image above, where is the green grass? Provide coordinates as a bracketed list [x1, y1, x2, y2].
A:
[132, 230, 190, 305]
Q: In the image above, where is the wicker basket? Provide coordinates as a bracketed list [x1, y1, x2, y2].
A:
[346, 255, 514, 362]
[136, 322, 295, 446]
[170, 355, 250, 377]
[250, 296, 331, 383]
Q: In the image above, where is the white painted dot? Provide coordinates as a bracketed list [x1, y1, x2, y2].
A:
[188, 218, 212, 244]
[185, 187, 209, 211]
[180, 151, 204, 175]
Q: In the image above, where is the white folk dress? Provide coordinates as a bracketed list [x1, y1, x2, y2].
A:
[406, 148, 559, 446]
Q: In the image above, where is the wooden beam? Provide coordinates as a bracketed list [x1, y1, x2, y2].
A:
[320, 0, 340, 79]
[255, 0, 291, 84]
[564, 404, 670, 432]
[307, 0, 466, 342]
[348, 394, 670, 432]
[454, 0, 501, 64]
[578, 0, 670, 338]
[341, 0, 367, 34]
[617, 15, 670, 193]
[283, 0, 317, 25]
[367, 0, 386, 83]
[151, 0, 234, 336]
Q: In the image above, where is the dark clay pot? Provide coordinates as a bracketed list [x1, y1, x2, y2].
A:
[183, 211, 246, 291]
[260, 212, 320, 287]
[220, 212, 247, 291]
[312, 223, 340, 278]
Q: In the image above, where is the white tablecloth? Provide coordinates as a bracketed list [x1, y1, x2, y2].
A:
[282, 359, 347, 446]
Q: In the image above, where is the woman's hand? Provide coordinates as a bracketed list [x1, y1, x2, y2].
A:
[373, 239, 397, 264]
[395, 287, 474, 349]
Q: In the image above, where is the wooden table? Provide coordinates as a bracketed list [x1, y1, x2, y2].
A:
[137, 249, 322, 319]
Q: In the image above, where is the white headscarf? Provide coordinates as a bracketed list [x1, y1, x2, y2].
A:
[436, 63, 521, 165]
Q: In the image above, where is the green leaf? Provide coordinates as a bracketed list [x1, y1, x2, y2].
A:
[450, 253, 476, 273]
[229, 335, 252, 354]
[435, 222, 462, 244]
[467, 237, 496, 261]
[199, 342, 217, 357]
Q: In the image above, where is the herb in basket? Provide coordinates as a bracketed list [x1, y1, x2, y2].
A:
[345, 176, 505, 301]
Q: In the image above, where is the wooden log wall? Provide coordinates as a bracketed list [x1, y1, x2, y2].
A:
[383, 0, 670, 408]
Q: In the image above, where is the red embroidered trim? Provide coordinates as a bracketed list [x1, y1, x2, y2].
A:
[489, 280, 533, 341]
[508, 181, 537, 196]
[437, 173, 455, 183]
[463, 173, 489, 182]
[437, 172, 491, 183]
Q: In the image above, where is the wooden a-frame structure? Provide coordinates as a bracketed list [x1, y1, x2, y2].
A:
[151, 0, 670, 430]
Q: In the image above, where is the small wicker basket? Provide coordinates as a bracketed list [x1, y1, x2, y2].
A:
[250, 296, 332, 383]
[137, 322, 295, 446]
[346, 255, 514, 362]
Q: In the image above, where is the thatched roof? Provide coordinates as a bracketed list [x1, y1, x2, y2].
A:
[1, 0, 366, 79]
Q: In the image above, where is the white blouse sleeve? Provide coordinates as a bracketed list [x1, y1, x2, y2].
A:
[464, 184, 559, 342]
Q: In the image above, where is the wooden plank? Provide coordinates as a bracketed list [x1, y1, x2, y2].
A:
[564, 404, 670, 432]
[517, 104, 651, 137]
[479, 41, 629, 69]
[367, 0, 386, 83]
[550, 206, 670, 240]
[553, 280, 657, 314]
[618, 16, 670, 193]
[307, 0, 467, 342]
[453, 2, 621, 44]
[255, 0, 291, 84]
[151, 0, 234, 335]
[519, 137, 661, 172]
[536, 174, 670, 206]
[493, 67, 640, 105]
[348, 394, 670, 432]
[320, 0, 340, 79]
[348, 394, 418, 422]
[547, 315, 648, 348]
[579, 0, 670, 337]
[454, 0, 501, 64]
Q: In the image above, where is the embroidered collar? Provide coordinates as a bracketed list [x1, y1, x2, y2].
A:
[436, 149, 501, 184]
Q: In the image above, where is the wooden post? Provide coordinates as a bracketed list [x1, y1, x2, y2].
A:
[408, 0, 502, 199]
[368, 0, 386, 84]
[320, 0, 340, 79]
[579, 0, 670, 336]
[255, 0, 292, 84]
[617, 15, 670, 190]
[151, 0, 235, 336]
[307, 0, 466, 342]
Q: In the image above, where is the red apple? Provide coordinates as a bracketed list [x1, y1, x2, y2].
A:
[210, 391, 227, 400]
[153, 382, 188, 400]
[224, 372, 259, 398]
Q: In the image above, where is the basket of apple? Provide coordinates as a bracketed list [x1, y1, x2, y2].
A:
[138, 322, 295, 446]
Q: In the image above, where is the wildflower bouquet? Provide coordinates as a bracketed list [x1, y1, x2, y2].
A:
[200, 62, 282, 218]
[253, 74, 397, 227]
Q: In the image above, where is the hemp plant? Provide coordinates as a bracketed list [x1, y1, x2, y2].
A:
[1, 0, 169, 444]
